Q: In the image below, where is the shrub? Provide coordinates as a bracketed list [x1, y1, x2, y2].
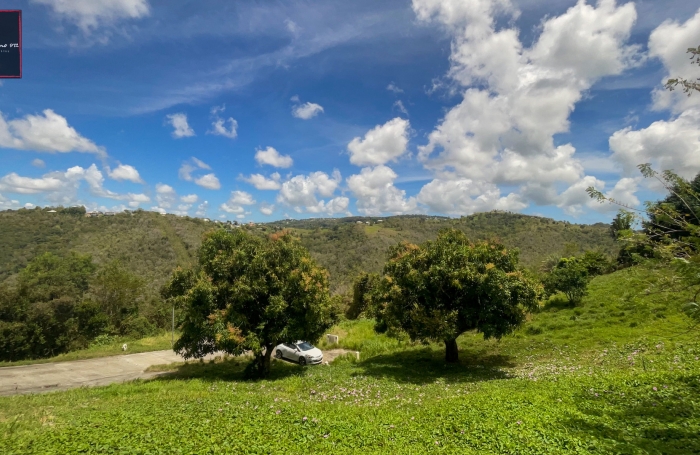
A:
[543, 257, 589, 305]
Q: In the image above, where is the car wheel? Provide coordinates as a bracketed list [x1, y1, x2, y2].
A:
[275, 349, 282, 359]
[298, 357, 306, 366]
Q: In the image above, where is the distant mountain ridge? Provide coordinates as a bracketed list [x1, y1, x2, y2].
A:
[0, 208, 616, 294]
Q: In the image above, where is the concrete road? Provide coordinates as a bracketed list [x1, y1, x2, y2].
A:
[0, 349, 355, 396]
[0, 350, 213, 396]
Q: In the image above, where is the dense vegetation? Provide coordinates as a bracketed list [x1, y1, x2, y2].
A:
[0, 208, 615, 362]
[0, 207, 211, 288]
[271, 213, 616, 293]
[2, 263, 698, 454]
[0, 208, 616, 295]
[0, 251, 171, 361]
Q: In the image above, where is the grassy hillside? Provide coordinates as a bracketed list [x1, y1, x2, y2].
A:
[1, 263, 697, 454]
[0, 209, 616, 294]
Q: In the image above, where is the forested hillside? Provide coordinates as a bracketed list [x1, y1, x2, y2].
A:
[0, 208, 616, 294]
[273, 212, 617, 293]
[0, 208, 211, 292]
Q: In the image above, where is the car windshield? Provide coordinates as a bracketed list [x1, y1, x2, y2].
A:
[296, 342, 314, 351]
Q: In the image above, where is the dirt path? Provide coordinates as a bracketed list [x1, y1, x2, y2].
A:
[0, 349, 356, 396]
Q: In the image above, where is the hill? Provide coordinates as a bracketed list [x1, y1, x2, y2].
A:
[0, 208, 211, 293]
[2, 263, 697, 454]
[274, 212, 617, 292]
[0, 208, 617, 294]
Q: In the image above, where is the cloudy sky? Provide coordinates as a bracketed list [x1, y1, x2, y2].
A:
[1, 0, 699, 222]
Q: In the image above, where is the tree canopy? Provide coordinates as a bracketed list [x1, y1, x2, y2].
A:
[164, 229, 338, 377]
[542, 257, 589, 305]
[371, 229, 542, 363]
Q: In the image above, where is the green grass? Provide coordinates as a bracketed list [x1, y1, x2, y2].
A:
[1, 263, 699, 454]
[0, 332, 177, 367]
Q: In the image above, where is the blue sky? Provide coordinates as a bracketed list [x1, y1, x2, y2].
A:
[0, 0, 699, 223]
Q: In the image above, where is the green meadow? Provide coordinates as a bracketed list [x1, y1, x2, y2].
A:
[1, 262, 699, 454]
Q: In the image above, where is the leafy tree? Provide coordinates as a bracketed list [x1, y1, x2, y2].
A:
[90, 260, 145, 334]
[0, 252, 106, 360]
[588, 166, 700, 261]
[610, 210, 635, 240]
[17, 252, 95, 302]
[163, 229, 338, 377]
[61, 206, 86, 216]
[347, 272, 380, 320]
[588, 165, 700, 322]
[579, 250, 614, 277]
[372, 229, 541, 363]
[645, 171, 700, 250]
[543, 257, 589, 305]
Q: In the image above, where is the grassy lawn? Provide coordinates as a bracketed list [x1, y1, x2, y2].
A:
[1, 263, 699, 454]
[0, 332, 177, 368]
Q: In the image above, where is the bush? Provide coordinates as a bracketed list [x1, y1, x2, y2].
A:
[120, 315, 155, 338]
[543, 257, 589, 305]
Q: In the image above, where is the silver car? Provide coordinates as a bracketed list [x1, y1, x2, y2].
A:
[274, 341, 323, 365]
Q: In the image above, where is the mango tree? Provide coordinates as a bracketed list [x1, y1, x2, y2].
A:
[163, 229, 337, 377]
[372, 229, 541, 363]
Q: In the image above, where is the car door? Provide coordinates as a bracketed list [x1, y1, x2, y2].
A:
[283, 343, 297, 361]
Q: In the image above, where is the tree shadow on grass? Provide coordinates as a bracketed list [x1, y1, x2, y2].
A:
[150, 356, 307, 383]
[564, 374, 700, 454]
[353, 346, 515, 385]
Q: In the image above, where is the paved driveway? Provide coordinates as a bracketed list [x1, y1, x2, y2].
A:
[0, 349, 355, 396]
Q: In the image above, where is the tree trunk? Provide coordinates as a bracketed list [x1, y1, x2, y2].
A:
[445, 338, 458, 363]
[247, 345, 274, 379]
[262, 344, 273, 376]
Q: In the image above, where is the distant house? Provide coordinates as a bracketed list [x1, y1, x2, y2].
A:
[203, 218, 210, 222]
[356, 221, 363, 224]
[365, 221, 371, 225]
[104, 212, 116, 216]
[47, 210, 57, 213]
[85, 211, 99, 217]
[377, 220, 384, 223]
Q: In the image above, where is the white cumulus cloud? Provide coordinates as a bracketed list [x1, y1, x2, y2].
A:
[255, 147, 293, 168]
[194, 174, 221, 190]
[609, 108, 700, 180]
[347, 118, 410, 166]
[417, 178, 526, 216]
[347, 165, 417, 215]
[260, 202, 275, 216]
[277, 170, 343, 213]
[107, 164, 143, 183]
[648, 9, 700, 113]
[292, 102, 324, 120]
[0, 164, 150, 208]
[180, 194, 198, 204]
[411, 0, 640, 213]
[208, 117, 238, 139]
[165, 113, 195, 138]
[179, 157, 219, 189]
[242, 172, 281, 190]
[0, 110, 106, 157]
[221, 190, 256, 214]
